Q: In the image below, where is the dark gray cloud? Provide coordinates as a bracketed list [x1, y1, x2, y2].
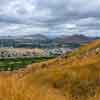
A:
[0, 0, 100, 36]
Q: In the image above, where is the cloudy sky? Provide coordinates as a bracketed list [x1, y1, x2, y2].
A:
[0, 0, 100, 36]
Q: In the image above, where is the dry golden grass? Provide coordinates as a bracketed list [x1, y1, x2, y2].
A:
[0, 40, 100, 100]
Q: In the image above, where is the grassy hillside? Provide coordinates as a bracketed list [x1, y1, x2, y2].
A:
[0, 40, 100, 100]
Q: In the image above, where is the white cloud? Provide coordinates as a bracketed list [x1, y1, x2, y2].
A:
[65, 24, 77, 29]
[0, 0, 100, 36]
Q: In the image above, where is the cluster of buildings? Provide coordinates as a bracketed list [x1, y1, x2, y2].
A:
[0, 48, 44, 58]
[44, 48, 72, 56]
[0, 47, 73, 59]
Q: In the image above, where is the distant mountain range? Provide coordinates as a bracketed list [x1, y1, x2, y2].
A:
[0, 34, 99, 48]
[54, 34, 94, 43]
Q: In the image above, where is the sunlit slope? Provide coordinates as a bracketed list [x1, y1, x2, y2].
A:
[0, 40, 100, 100]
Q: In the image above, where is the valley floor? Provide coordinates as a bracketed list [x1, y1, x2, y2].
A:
[0, 40, 100, 100]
